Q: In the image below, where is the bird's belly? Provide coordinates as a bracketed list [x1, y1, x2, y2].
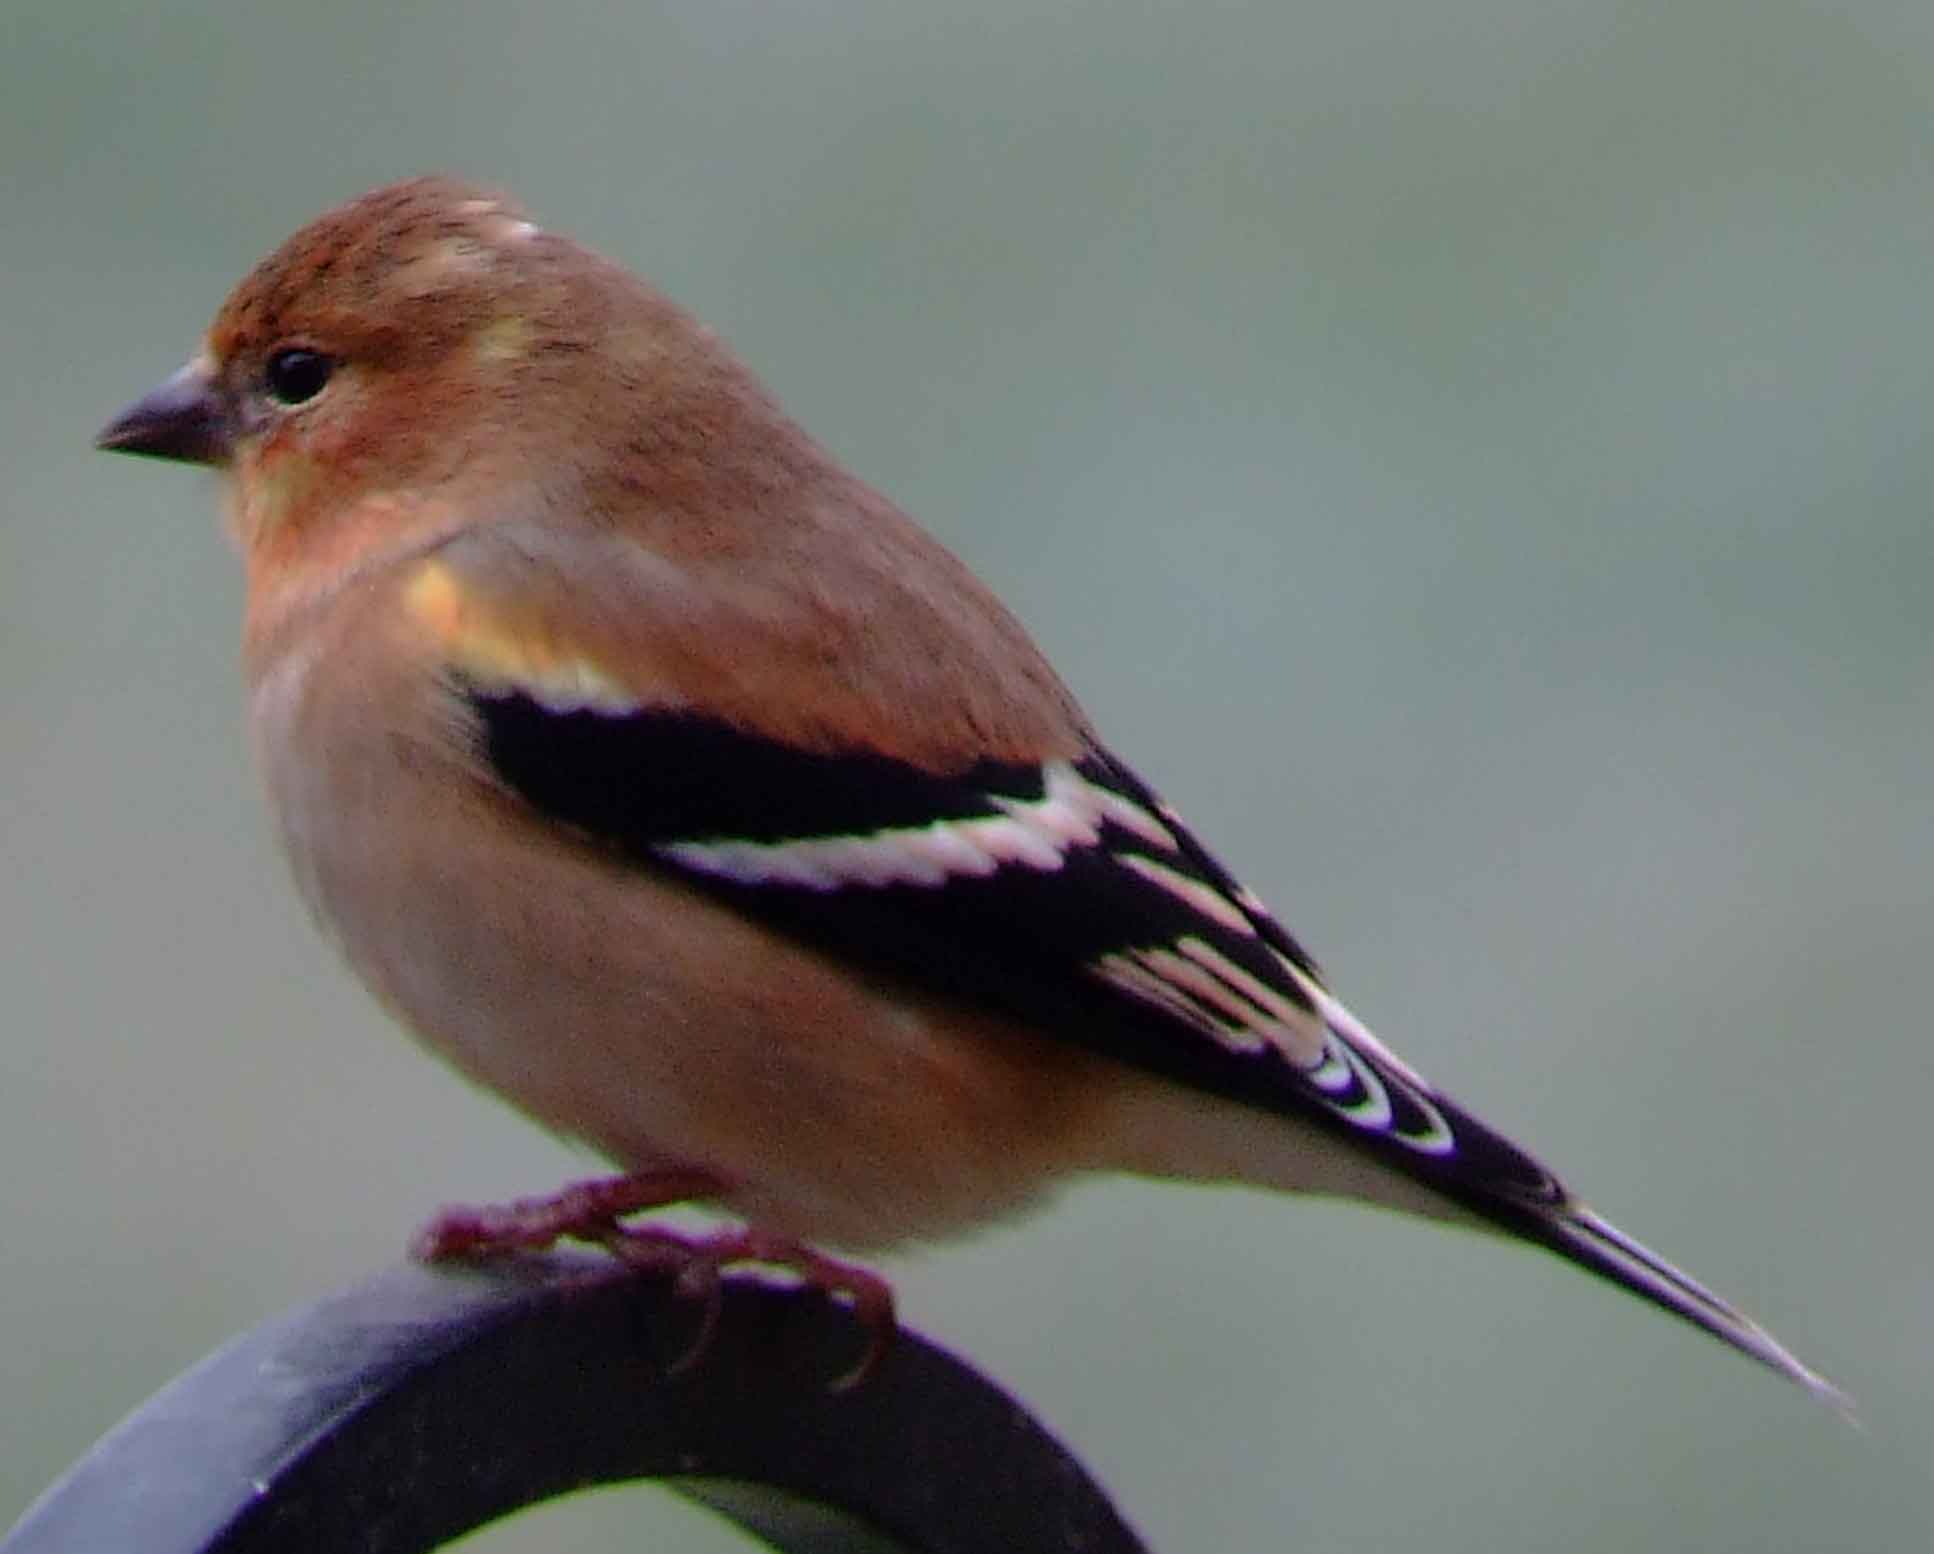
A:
[274, 754, 1112, 1251]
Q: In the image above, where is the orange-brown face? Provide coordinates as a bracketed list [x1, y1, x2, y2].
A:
[95, 173, 839, 674]
[96, 178, 607, 557]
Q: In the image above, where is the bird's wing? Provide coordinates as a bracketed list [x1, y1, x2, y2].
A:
[405, 527, 1846, 1407]
[410, 533, 1542, 1193]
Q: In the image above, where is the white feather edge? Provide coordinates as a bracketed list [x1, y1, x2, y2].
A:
[654, 760, 1162, 888]
[647, 750, 1851, 1411]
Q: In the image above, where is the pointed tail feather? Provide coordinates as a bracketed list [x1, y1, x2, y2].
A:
[1523, 1199, 1855, 1417]
[1295, 993, 1852, 1414]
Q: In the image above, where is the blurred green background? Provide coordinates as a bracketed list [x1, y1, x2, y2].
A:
[4, 1, 1930, 1549]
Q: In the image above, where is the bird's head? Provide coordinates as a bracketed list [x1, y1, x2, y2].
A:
[96, 176, 757, 572]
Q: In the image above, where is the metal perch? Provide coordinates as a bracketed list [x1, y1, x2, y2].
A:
[2, 1254, 1152, 1553]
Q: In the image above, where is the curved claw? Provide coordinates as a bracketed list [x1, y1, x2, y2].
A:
[604, 1222, 899, 1390]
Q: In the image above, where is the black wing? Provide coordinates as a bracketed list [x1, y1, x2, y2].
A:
[469, 690, 1562, 1212]
[462, 686, 1853, 1405]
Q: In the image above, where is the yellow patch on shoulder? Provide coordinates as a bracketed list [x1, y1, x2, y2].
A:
[405, 560, 639, 713]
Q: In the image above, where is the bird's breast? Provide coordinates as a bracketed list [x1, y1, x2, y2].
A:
[245, 626, 1113, 1250]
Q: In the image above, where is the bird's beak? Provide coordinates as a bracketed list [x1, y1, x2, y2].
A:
[96, 360, 233, 466]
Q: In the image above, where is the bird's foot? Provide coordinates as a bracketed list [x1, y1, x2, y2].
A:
[600, 1221, 898, 1390]
[409, 1169, 727, 1260]
[410, 1171, 897, 1387]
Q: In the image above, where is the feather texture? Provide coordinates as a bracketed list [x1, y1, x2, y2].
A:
[96, 175, 1846, 1413]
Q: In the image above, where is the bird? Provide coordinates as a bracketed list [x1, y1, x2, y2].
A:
[97, 175, 1843, 1406]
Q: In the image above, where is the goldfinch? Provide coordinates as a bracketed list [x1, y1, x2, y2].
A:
[97, 176, 1843, 1407]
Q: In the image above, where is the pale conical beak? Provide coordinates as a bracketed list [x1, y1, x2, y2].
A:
[96, 361, 233, 466]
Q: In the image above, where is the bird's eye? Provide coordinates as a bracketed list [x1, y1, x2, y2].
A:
[264, 348, 335, 406]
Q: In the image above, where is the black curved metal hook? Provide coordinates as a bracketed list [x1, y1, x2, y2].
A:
[3, 1256, 1153, 1554]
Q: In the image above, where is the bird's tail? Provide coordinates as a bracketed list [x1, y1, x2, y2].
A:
[1494, 1191, 1855, 1417]
[1297, 987, 1853, 1413]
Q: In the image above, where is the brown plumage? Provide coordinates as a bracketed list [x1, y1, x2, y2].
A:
[97, 176, 1846, 1408]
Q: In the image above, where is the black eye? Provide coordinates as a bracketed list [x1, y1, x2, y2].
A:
[264, 347, 334, 406]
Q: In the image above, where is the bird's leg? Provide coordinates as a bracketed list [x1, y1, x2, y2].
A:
[598, 1220, 899, 1390]
[412, 1171, 899, 1387]
[409, 1168, 727, 1260]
